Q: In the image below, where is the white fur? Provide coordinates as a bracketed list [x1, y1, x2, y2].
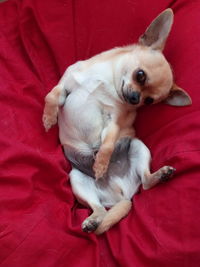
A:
[70, 139, 149, 208]
[43, 9, 191, 234]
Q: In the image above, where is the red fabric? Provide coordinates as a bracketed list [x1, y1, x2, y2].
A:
[0, 0, 200, 266]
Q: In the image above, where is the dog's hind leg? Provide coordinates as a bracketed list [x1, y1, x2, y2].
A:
[129, 138, 175, 190]
[142, 166, 176, 190]
[70, 168, 107, 233]
[95, 199, 132, 235]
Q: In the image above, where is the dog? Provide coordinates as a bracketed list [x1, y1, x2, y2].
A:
[43, 9, 191, 234]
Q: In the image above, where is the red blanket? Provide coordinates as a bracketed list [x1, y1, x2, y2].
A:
[1, 0, 200, 266]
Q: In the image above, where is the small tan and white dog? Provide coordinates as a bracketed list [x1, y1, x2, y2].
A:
[43, 9, 191, 234]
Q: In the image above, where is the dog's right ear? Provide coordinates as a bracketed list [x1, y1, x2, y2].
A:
[138, 9, 174, 51]
[165, 83, 192, 106]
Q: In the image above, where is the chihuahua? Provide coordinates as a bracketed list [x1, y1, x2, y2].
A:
[43, 9, 191, 234]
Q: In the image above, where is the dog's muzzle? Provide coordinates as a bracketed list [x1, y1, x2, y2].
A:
[123, 90, 141, 105]
[128, 91, 140, 104]
[121, 80, 141, 105]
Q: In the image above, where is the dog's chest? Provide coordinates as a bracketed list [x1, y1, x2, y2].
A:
[116, 106, 137, 130]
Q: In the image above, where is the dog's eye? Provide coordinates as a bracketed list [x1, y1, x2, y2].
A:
[144, 97, 154, 105]
[136, 69, 146, 85]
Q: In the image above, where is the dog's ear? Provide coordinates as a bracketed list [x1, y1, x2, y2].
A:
[139, 9, 174, 51]
[165, 83, 192, 106]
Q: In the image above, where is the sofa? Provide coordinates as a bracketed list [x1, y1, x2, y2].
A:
[0, 0, 200, 266]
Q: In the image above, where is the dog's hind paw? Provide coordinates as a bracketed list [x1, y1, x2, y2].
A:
[159, 166, 176, 183]
[82, 219, 99, 233]
[82, 208, 106, 233]
[143, 165, 176, 190]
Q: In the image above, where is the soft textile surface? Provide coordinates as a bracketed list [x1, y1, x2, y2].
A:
[0, 0, 200, 266]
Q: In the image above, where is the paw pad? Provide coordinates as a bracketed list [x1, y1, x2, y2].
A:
[160, 166, 176, 183]
[82, 219, 99, 233]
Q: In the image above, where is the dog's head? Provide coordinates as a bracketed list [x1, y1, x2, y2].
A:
[116, 9, 191, 107]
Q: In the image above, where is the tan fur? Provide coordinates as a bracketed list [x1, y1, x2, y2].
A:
[43, 86, 61, 131]
[142, 166, 175, 190]
[43, 9, 192, 234]
[82, 45, 136, 69]
[93, 122, 120, 179]
[95, 200, 132, 235]
[93, 103, 137, 179]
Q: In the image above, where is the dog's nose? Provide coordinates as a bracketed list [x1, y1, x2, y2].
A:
[128, 91, 141, 105]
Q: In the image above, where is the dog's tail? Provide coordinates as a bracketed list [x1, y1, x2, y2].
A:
[95, 199, 132, 235]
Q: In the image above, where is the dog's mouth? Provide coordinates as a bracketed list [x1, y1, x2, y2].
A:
[121, 80, 127, 101]
[121, 81, 141, 105]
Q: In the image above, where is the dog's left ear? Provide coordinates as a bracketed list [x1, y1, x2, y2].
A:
[165, 84, 192, 106]
[139, 9, 174, 50]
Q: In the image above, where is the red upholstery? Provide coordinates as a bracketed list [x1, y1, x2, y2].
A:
[1, 0, 200, 266]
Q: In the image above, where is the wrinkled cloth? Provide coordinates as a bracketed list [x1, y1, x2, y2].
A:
[0, 0, 200, 266]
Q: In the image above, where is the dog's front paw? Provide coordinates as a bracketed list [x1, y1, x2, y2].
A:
[93, 152, 110, 180]
[42, 108, 58, 132]
[93, 160, 109, 180]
